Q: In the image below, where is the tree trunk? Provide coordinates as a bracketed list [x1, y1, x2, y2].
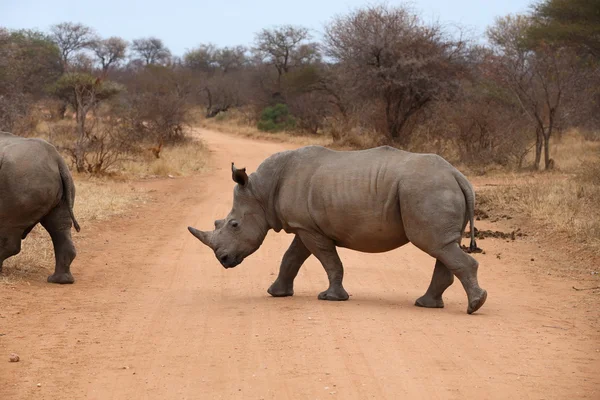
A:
[388, 119, 400, 140]
[58, 101, 68, 120]
[533, 127, 543, 170]
[384, 92, 400, 141]
[544, 112, 555, 170]
[203, 87, 213, 117]
[544, 132, 554, 170]
[74, 110, 87, 173]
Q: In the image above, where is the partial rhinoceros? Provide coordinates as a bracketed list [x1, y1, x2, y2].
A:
[188, 145, 487, 314]
[0, 131, 80, 283]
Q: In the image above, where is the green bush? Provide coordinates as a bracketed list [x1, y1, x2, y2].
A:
[214, 111, 229, 122]
[257, 103, 296, 132]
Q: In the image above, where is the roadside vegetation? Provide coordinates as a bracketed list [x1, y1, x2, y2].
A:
[1, 0, 599, 281]
[477, 132, 600, 257]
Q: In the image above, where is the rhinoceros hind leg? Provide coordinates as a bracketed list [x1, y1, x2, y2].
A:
[47, 272, 74, 284]
[415, 260, 454, 308]
[435, 243, 487, 314]
[298, 232, 349, 301]
[318, 287, 349, 301]
[41, 203, 77, 285]
[0, 232, 23, 273]
[268, 235, 311, 297]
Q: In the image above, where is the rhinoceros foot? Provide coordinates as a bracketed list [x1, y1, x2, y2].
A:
[414, 295, 445, 309]
[47, 272, 74, 284]
[267, 279, 294, 297]
[467, 289, 487, 314]
[318, 287, 349, 301]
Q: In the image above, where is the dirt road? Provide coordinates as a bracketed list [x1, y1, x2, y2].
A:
[1, 129, 599, 399]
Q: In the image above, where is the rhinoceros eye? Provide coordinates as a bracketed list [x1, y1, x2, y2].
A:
[229, 220, 239, 228]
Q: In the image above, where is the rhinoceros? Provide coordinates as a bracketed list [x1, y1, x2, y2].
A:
[0, 131, 80, 283]
[188, 145, 487, 314]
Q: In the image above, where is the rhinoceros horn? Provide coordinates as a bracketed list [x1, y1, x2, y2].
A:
[188, 226, 213, 249]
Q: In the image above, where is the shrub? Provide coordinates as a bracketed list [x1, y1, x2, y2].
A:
[121, 65, 193, 144]
[257, 103, 296, 132]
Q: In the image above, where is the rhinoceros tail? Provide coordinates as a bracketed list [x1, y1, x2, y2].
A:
[454, 171, 478, 252]
[57, 156, 81, 232]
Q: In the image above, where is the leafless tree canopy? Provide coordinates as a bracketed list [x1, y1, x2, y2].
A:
[254, 25, 320, 85]
[215, 46, 248, 73]
[91, 37, 128, 76]
[184, 44, 219, 72]
[49, 22, 97, 70]
[1, 0, 599, 172]
[131, 37, 172, 66]
[324, 5, 468, 143]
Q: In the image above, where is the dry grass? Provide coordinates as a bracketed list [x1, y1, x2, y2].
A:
[120, 140, 208, 178]
[1, 177, 150, 285]
[548, 130, 600, 173]
[196, 108, 332, 147]
[26, 118, 209, 178]
[478, 174, 600, 248]
[476, 132, 600, 260]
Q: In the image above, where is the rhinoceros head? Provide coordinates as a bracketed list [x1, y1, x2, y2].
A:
[188, 163, 269, 269]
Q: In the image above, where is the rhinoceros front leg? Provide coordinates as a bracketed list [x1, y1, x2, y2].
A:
[41, 203, 77, 284]
[298, 232, 349, 301]
[268, 235, 311, 297]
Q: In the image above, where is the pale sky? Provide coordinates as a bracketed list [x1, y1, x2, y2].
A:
[0, 0, 532, 56]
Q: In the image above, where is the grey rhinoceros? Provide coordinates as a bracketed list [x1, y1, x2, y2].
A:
[188, 145, 487, 314]
[0, 131, 80, 283]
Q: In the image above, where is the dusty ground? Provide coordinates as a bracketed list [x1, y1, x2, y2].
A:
[1, 129, 599, 399]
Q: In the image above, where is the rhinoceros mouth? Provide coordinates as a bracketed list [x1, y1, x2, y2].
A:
[218, 255, 242, 269]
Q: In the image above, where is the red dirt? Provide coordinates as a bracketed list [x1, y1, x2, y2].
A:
[1, 129, 599, 399]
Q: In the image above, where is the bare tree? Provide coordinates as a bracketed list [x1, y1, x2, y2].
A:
[184, 44, 250, 117]
[49, 22, 97, 71]
[215, 45, 248, 73]
[131, 37, 171, 66]
[201, 70, 249, 118]
[486, 14, 582, 169]
[123, 66, 193, 143]
[254, 25, 318, 87]
[49, 74, 122, 171]
[324, 4, 467, 143]
[91, 37, 128, 77]
[70, 52, 95, 73]
[0, 28, 62, 131]
[184, 44, 218, 72]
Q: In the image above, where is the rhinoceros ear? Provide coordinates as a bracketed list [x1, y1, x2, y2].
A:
[231, 162, 248, 186]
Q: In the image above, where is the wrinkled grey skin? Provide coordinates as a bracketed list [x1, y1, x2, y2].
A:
[0, 131, 80, 283]
[188, 145, 487, 314]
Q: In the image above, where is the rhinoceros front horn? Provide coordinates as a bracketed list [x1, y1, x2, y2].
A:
[187, 226, 213, 249]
